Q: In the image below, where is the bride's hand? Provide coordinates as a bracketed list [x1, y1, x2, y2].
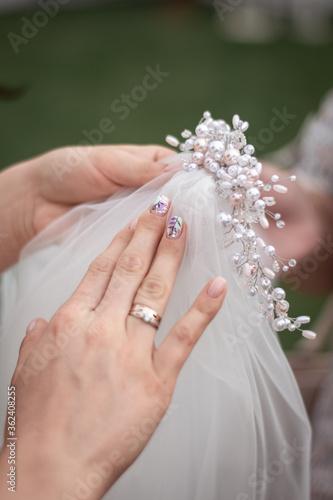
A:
[0, 196, 226, 500]
[0, 144, 174, 270]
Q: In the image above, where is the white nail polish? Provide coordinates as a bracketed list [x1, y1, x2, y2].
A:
[130, 217, 138, 230]
[26, 319, 37, 335]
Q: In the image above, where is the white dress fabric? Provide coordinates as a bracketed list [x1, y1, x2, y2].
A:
[0, 166, 311, 500]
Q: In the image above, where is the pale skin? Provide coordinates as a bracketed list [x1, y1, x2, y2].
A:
[0, 144, 177, 272]
[0, 145, 227, 499]
[262, 163, 333, 293]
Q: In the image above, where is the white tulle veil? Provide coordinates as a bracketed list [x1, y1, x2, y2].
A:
[0, 159, 311, 499]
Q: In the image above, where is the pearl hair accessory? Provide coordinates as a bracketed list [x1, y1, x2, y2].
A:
[166, 111, 316, 340]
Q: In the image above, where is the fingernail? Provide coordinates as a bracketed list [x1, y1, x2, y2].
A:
[164, 162, 183, 172]
[129, 217, 138, 230]
[26, 319, 37, 335]
[207, 277, 226, 298]
[166, 216, 183, 239]
[150, 195, 170, 217]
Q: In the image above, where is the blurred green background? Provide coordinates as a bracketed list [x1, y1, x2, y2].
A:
[1, 2, 332, 349]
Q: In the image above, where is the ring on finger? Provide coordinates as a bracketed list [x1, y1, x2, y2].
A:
[129, 304, 162, 329]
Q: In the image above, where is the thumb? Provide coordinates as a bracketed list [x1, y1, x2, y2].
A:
[12, 318, 49, 382]
[110, 151, 181, 187]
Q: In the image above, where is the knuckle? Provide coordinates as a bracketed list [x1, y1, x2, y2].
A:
[117, 252, 143, 275]
[140, 161, 154, 183]
[173, 323, 194, 347]
[88, 255, 115, 276]
[140, 276, 167, 301]
[196, 298, 219, 318]
[51, 305, 74, 330]
[84, 322, 107, 347]
[19, 335, 33, 353]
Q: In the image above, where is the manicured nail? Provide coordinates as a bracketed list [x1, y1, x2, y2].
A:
[130, 217, 138, 230]
[164, 162, 183, 172]
[26, 319, 37, 335]
[207, 277, 226, 298]
[151, 195, 170, 217]
[166, 216, 183, 239]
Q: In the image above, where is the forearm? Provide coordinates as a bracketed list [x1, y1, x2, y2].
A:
[0, 161, 38, 272]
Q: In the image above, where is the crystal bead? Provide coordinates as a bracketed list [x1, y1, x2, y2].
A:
[181, 129, 192, 138]
[288, 259, 297, 267]
[276, 221, 285, 229]
[263, 184, 272, 191]
[244, 144, 255, 155]
[272, 287, 286, 301]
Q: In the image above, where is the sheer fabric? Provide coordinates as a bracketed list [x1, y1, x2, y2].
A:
[0, 166, 311, 499]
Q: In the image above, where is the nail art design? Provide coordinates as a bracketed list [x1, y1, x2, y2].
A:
[166, 216, 183, 239]
[151, 195, 170, 217]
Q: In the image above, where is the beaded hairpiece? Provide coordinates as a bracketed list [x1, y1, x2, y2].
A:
[166, 112, 316, 340]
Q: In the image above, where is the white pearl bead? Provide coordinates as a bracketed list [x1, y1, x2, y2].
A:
[188, 163, 198, 171]
[203, 111, 211, 119]
[240, 121, 249, 132]
[204, 157, 213, 169]
[246, 286, 257, 297]
[272, 287, 285, 301]
[259, 214, 269, 229]
[273, 184, 288, 194]
[227, 165, 239, 178]
[259, 277, 271, 290]
[184, 138, 194, 150]
[243, 263, 257, 277]
[257, 237, 266, 248]
[264, 245, 275, 256]
[255, 199, 266, 211]
[272, 318, 286, 332]
[296, 315, 311, 324]
[192, 152, 204, 165]
[232, 114, 240, 129]
[244, 144, 255, 155]
[244, 229, 256, 241]
[209, 140, 225, 155]
[263, 267, 276, 279]
[255, 162, 262, 175]
[302, 330, 316, 340]
[165, 135, 179, 147]
[223, 148, 240, 166]
[246, 168, 260, 182]
[217, 169, 232, 181]
[237, 174, 247, 186]
[271, 174, 279, 182]
[193, 138, 208, 153]
[195, 124, 209, 137]
[246, 187, 260, 202]
[276, 300, 289, 314]
[230, 192, 244, 206]
[209, 162, 220, 173]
